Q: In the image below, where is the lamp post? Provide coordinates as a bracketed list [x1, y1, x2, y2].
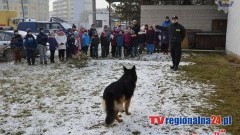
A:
[21, 0, 25, 21]
[92, 0, 96, 24]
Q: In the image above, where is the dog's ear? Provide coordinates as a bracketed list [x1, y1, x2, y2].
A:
[123, 66, 128, 72]
[132, 65, 136, 70]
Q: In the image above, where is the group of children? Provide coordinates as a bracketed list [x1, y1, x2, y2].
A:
[47, 22, 171, 62]
[10, 20, 171, 65]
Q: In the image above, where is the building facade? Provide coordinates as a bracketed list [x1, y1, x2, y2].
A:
[52, 0, 92, 27]
[0, 0, 49, 21]
[226, 0, 240, 58]
[141, 5, 227, 31]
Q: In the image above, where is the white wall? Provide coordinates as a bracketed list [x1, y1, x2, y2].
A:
[226, 0, 240, 57]
[89, 13, 109, 33]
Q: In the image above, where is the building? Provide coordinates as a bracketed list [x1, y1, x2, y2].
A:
[88, 8, 109, 33]
[0, 0, 49, 21]
[226, 0, 240, 58]
[53, 0, 92, 27]
[141, 5, 227, 31]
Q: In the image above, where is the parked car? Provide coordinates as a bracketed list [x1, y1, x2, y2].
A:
[0, 30, 39, 61]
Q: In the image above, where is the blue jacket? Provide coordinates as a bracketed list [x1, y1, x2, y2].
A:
[82, 33, 91, 47]
[116, 34, 123, 47]
[24, 34, 37, 50]
[162, 21, 172, 27]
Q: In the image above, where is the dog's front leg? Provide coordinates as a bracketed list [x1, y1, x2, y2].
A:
[115, 111, 123, 123]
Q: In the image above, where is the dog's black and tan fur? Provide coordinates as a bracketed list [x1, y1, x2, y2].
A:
[102, 66, 137, 125]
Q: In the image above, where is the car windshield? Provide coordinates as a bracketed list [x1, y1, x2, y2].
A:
[60, 22, 72, 30]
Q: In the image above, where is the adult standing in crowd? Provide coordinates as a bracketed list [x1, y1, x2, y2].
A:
[88, 24, 97, 57]
[131, 20, 140, 36]
[55, 28, 67, 62]
[161, 16, 171, 54]
[169, 16, 186, 71]
[10, 30, 23, 64]
[37, 28, 48, 65]
[162, 16, 172, 27]
[24, 29, 37, 65]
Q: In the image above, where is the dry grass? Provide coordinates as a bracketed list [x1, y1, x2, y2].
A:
[68, 53, 89, 68]
[181, 52, 240, 134]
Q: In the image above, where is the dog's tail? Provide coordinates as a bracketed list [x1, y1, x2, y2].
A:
[104, 94, 115, 125]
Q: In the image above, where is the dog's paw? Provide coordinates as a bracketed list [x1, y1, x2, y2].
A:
[117, 119, 123, 123]
[126, 112, 131, 115]
[118, 114, 122, 118]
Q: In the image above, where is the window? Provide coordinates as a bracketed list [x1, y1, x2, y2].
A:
[0, 33, 5, 41]
[4, 34, 12, 41]
[96, 20, 103, 28]
[51, 23, 61, 29]
[0, 33, 12, 41]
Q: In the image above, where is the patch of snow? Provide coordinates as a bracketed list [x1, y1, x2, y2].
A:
[0, 53, 229, 135]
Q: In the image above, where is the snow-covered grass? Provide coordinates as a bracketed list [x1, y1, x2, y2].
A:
[0, 53, 227, 135]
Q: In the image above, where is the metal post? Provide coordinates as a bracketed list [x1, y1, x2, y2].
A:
[6, 0, 9, 10]
[92, 0, 96, 24]
[109, 2, 112, 27]
[21, 0, 25, 21]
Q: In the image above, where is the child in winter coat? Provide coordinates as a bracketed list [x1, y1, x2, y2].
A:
[48, 31, 58, 63]
[73, 31, 81, 56]
[81, 30, 91, 55]
[10, 30, 23, 64]
[24, 29, 37, 65]
[138, 30, 146, 55]
[146, 26, 156, 55]
[55, 28, 67, 62]
[116, 31, 124, 58]
[131, 31, 138, 57]
[123, 30, 131, 57]
[100, 31, 109, 58]
[110, 28, 118, 57]
[91, 32, 100, 59]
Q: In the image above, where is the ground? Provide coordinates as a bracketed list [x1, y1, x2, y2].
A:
[0, 54, 230, 135]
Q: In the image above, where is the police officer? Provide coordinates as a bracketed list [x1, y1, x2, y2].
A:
[169, 16, 186, 71]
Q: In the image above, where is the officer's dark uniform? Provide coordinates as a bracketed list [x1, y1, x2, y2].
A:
[169, 16, 186, 71]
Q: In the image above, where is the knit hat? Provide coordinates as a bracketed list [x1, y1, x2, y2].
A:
[27, 28, 32, 33]
[14, 30, 18, 34]
[39, 28, 44, 31]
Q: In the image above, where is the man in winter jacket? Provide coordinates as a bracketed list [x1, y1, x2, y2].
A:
[24, 29, 37, 65]
[10, 30, 23, 63]
[162, 16, 172, 27]
[37, 28, 48, 64]
[169, 16, 186, 71]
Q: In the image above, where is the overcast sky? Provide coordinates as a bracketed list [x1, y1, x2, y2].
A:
[49, 0, 109, 11]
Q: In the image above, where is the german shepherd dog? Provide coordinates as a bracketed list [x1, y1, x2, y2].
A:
[102, 66, 137, 125]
